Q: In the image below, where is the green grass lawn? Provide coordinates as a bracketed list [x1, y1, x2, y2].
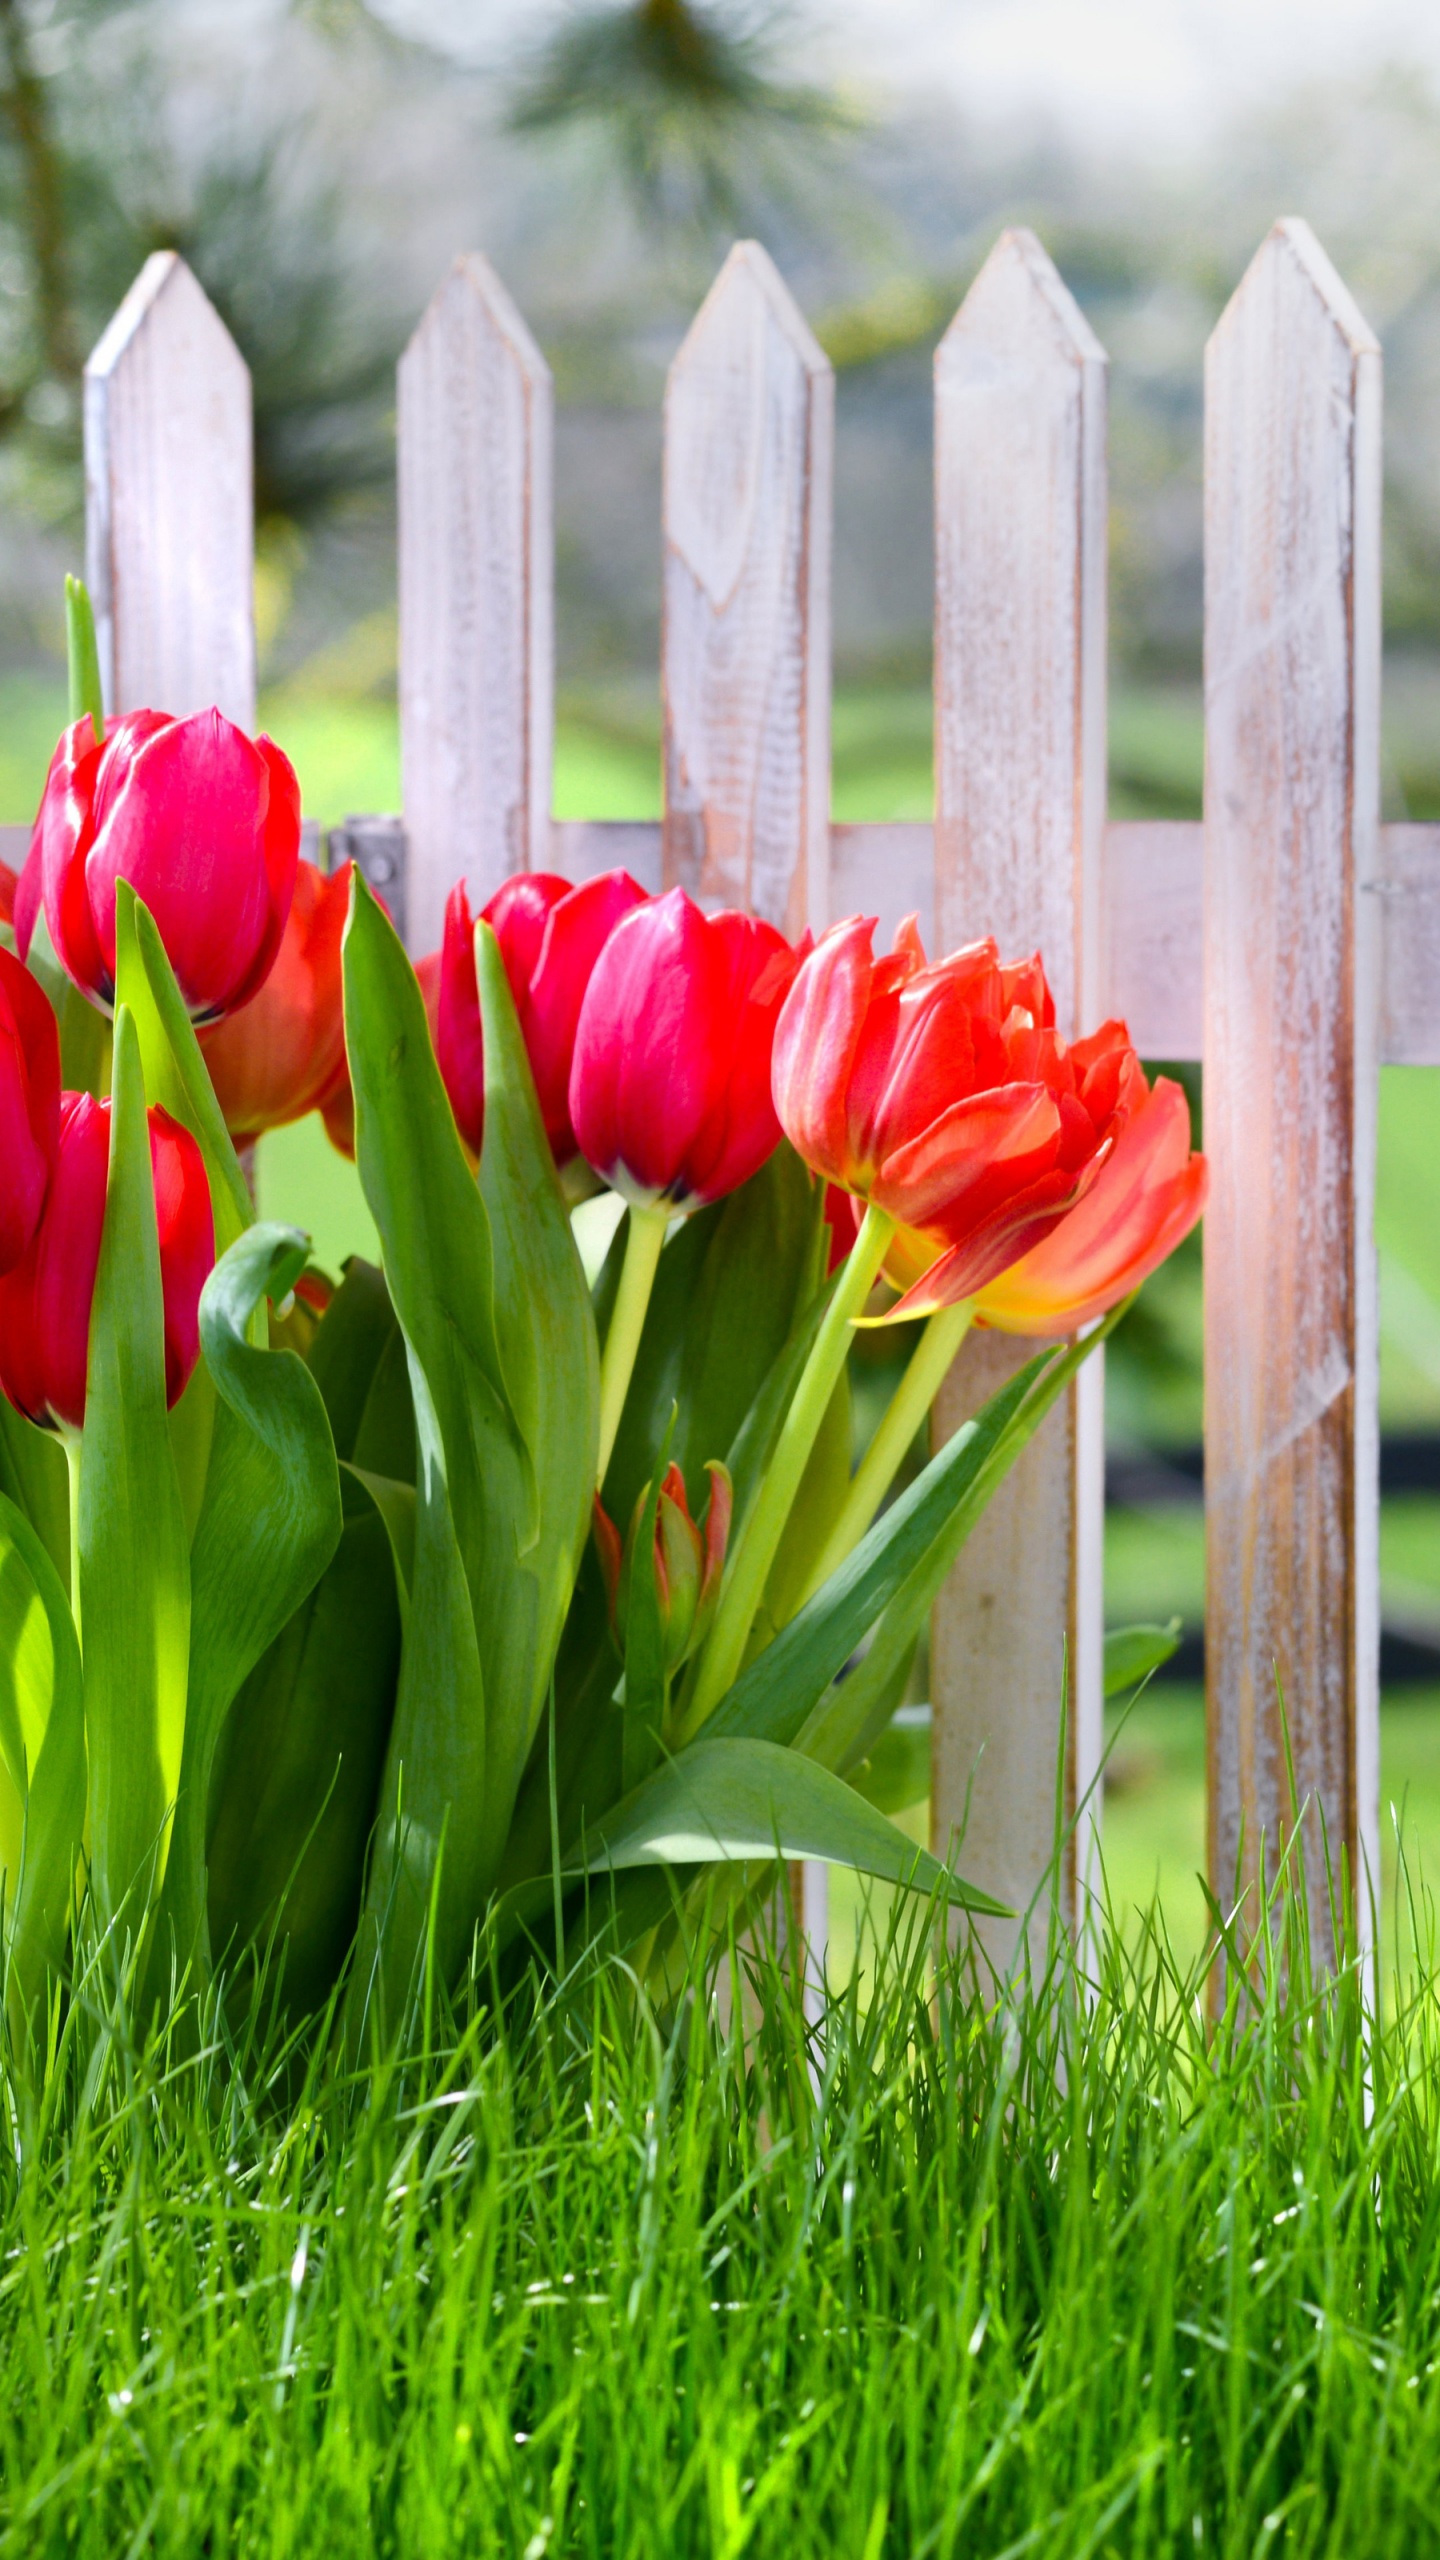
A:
[4, 1901, 1440, 2554]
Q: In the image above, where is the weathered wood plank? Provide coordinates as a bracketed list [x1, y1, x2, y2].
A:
[85, 253, 254, 725]
[1204, 219, 1382, 1960]
[274, 811, 1440, 1067]
[662, 241, 832, 936]
[398, 253, 553, 955]
[930, 225, 1109, 1969]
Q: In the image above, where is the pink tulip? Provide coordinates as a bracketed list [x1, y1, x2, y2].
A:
[419, 869, 650, 1166]
[19, 708, 301, 1022]
[570, 887, 800, 1210]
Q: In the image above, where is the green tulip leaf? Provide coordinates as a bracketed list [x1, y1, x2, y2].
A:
[795, 1304, 1136, 1781]
[707, 1348, 1058, 1757]
[0, 1490, 86, 2043]
[0, 1400, 70, 1595]
[304, 1258, 405, 1462]
[112, 883, 252, 1255]
[344, 1465, 416, 1618]
[1104, 1620, 1183, 1696]
[568, 1737, 1003, 1900]
[340, 880, 576, 2017]
[149, 1223, 344, 1984]
[473, 917, 599, 1801]
[207, 1466, 402, 2016]
[78, 1003, 191, 1934]
[846, 1702, 930, 1817]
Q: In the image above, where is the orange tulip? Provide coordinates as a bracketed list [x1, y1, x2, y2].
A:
[970, 1073, 1206, 1335]
[198, 859, 351, 1146]
[772, 914, 1137, 1314]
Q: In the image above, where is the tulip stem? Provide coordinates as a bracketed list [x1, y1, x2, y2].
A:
[796, 1300, 975, 1610]
[596, 1204, 669, 1486]
[680, 1201, 895, 1739]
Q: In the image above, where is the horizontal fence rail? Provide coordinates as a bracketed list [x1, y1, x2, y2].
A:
[32, 213, 1416, 1976]
[15, 812, 1438, 1071]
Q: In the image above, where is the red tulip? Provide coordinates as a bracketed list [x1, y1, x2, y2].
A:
[197, 859, 351, 1145]
[0, 857, 16, 930]
[418, 868, 650, 1167]
[0, 1093, 215, 1430]
[0, 946, 60, 1274]
[772, 914, 1136, 1313]
[593, 1460, 732, 1679]
[570, 887, 800, 1211]
[20, 707, 301, 1023]
[962, 1072, 1208, 1336]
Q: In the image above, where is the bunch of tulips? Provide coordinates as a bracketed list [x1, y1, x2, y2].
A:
[0, 581, 1205, 2048]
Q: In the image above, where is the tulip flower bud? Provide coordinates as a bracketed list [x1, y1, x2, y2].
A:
[594, 1460, 732, 1681]
[570, 887, 801, 1212]
[0, 1092, 215, 1430]
[198, 859, 351, 1145]
[418, 868, 650, 1169]
[0, 946, 60, 1275]
[21, 706, 301, 1023]
[772, 913, 1141, 1316]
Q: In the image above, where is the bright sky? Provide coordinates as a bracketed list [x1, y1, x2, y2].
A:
[386, 0, 1440, 149]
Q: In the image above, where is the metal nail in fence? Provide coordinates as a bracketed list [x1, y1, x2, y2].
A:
[328, 816, 409, 949]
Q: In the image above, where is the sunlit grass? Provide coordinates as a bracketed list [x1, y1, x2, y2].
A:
[4, 1874, 1440, 2553]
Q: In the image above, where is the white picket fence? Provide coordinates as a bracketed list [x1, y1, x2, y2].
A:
[24, 221, 1438, 1972]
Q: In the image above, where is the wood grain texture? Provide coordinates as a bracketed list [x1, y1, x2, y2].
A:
[930, 226, 1109, 1970]
[1203, 219, 1382, 1959]
[398, 254, 553, 955]
[85, 253, 254, 725]
[662, 242, 832, 935]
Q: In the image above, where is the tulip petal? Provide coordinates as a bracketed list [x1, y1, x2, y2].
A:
[435, 884, 486, 1155]
[525, 869, 650, 1161]
[84, 711, 297, 1019]
[676, 910, 797, 1206]
[0, 946, 60, 1272]
[483, 871, 572, 1005]
[974, 1078, 1208, 1337]
[569, 886, 730, 1204]
[875, 1081, 1062, 1230]
[771, 914, 879, 1188]
[198, 860, 350, 1143]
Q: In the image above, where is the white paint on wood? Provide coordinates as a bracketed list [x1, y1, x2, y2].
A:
[1372, 826, 1440, 1067]
[662, 242, 832, 936]
[399, 253, 553, 955]
[548, 812, 1440, 1069]
[930, 226, 1109, 1971]
[1102, 821, 1204, 1061]
[1203, 218, 1382, 1964]
[85, 253, 254, 727]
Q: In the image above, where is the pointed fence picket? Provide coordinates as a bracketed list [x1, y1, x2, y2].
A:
[398, 253, 554, 956]
[65, 224, 1440, 1981]
[1203, 220, 1382, 1959]
[929, 227, 1108, 1967]
[84, 252, 255, 729]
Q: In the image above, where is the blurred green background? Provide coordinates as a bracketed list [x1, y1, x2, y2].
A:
[3, 0, 1440, 1964]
